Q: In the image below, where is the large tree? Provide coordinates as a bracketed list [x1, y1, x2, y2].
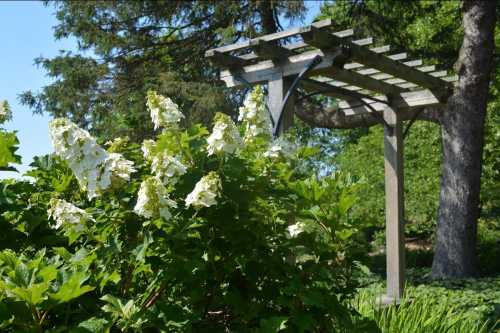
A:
[296, 0, 498, 278]
[21, 1, 305, 141]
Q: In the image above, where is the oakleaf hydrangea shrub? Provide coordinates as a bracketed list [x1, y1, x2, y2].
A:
[0, 88, 376, 332]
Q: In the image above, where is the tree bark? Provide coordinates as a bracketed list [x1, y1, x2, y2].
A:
[431, 0, 496, 278]
[257, 1, 279, 34]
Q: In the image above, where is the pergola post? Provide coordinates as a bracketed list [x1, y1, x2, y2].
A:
[267, 74, 295, 136]
[383, 106, 406, 303]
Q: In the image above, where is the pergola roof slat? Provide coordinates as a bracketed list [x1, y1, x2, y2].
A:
[209, 19, 455, 107]
[353, 37, 373, 46]
[344, 47, 393, 69]
[403, 59, 423, 67]
[417, 65, 435, 72]
[206, 19, 335, 56]
[443, 74, 458, 82]
[315, 65, 406, 95]
[338, 89, 442, 116]
[430, 70, 447, 78]
[302, 27, 453, 94]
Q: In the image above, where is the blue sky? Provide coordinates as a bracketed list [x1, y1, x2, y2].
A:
[0, 1, 322, 179]
[0, 1, 77, 178]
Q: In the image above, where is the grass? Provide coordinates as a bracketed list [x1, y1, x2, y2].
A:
[352, 270, 500, 333]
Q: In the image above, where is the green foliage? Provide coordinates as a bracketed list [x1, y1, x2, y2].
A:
[0, 96, 378, 331]
[335, 122, 442, 239]
[355, 275, 500, 333]
[0, 249, 95, 332]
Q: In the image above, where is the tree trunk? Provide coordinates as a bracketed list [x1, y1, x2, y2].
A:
[431, 0, 496, 278]
[257, 1, 279, 34]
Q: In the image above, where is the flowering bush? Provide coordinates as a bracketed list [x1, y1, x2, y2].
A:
[0, 88, 376, 332]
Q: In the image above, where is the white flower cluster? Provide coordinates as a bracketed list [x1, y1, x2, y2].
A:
[0, 100, 12, 124]
[238, 86, 272, 142]
[151, 152, 187, 185]
[134, 177, 177, 220]
[287, 222, 305, 238]
[141, 139, 157, 161]
[146, 91, 184, 130]
[207, 113, 242, 156]
[49, 118, 136, 199]
[47, 198, 91, 231]
[185, 172, 221, 209]
[263, 137, 296, 159]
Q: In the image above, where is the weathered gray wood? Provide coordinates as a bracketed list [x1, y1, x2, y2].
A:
[207, 51, 250, 69]
[302, 27, 452, 92]
[416, 65, 435, 72]
[240, 36, 373, 62]
[338, 89, 443, 116]
[397, 82, 419, 89]
[388, 52, 407, 61]
[383, 106, 405, 302]
[251, 39, 295, 63]
[344, 45, 391, 69]
[403, 59, 423, 67]
[206, 19, 336, 56]
[268, 74, 295, 136]
[443, 74, 459, 82]
[430, 70, 447, 78]
[301, 78, 362, 101]
[220, 49, 344, 87]
[315, 66, 406, 95]
[353, 37, 373, 46]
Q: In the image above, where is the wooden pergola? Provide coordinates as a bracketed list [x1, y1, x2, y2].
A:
[205, 19, 456, 304]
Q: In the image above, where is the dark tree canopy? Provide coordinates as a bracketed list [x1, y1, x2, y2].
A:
[21, 0, 306, 141]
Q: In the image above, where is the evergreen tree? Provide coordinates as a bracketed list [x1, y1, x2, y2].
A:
[21, 1, 306, 141]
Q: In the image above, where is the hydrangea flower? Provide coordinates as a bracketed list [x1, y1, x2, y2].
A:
[207, 112, 242, 156]
[134, 177, 177, 220]
[185, 172, 221, 209]
[141, 139, 157, 161]
[263, 137, 296, 159]
[146, 91, 184, 130]
[49, 118, 136, 199]
[47, 198, 92, 231]
[104, 153, 136, 183]
[0, 100, 12, 124]
[151, 152, 187, 185]
[238, 86, 272, 142]
[287, 222, 305, 238]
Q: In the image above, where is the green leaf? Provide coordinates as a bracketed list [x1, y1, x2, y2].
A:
[49, 272, 94, 303]
[259, 316, 288, 333]
[76, 317, 110, 333]
[0, 131, 21, 169]
[336, 229, 354, 241]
